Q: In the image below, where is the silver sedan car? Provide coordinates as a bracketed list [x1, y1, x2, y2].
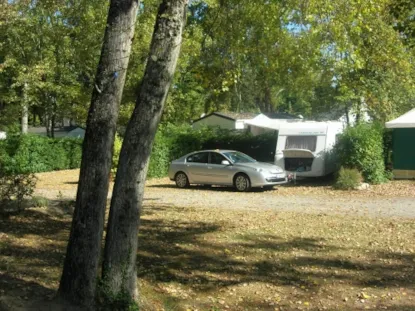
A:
[168, 149, 288, 191]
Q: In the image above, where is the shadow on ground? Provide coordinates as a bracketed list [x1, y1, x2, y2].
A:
[1, 203, 414, 310]
[148, 184, 274, 192]
[137, 214, 414, 290]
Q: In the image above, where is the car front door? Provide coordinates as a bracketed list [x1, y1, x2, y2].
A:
[185, 152, 209, 183]
[207, 152, 234, 185]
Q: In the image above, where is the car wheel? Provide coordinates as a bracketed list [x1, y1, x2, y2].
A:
[234, 174, 251, 192]
[175, 172, 189, 188]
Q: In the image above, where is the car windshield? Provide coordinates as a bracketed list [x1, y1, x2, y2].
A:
[223, 151, 257, 163]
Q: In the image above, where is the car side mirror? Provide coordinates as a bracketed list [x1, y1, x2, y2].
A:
[221, 160, 231, 165]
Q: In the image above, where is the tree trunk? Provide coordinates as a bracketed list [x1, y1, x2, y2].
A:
[264, 85, 273, 113]
[102, 0, 188, 299]
[21, 104, 28, 134]
[51, 112, 55, 138]
[59, 0, 139, 307]
[21, 83, 28, 134]
[45, 114, 51, 137]
[345, 104, 350, 127]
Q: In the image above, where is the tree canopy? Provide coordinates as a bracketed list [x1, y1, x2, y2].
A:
[1, 0, 414, 131]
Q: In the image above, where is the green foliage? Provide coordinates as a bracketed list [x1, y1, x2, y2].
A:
[334, 124, 388, 184]
[0, 173, 37, 212]
[58, 138, 83, 169]
[111, 134, 123, 177]
[32, 196, 49, 208]
[2, 0, 415, 130]
[0, 134, 82, 175]
[334, 167, 362, 190]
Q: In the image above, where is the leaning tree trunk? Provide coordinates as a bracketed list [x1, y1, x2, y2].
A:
[59, 0, 139, 307]
[102, 0, 188, 299]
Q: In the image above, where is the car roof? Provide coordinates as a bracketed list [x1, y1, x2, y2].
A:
[191, 149, 236, 153]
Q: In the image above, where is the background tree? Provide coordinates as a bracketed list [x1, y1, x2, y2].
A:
[0, 0, 108, 134]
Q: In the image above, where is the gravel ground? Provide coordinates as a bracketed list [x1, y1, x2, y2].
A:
[145, 185, 415, 218]
[34, 170, 415, 219]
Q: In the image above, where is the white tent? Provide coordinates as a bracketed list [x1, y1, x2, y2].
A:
[67, 127, 85, 138]
[385, 108, 415, 128]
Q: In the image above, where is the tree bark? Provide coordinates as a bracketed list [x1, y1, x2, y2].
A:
[21, 83, 28, 134]
[59, 0, 139, 307]
[51, 98, 56, 138]
[21, 104, 28, 134]
[345, 104, 350, 127]
[102, 0, 188, 299]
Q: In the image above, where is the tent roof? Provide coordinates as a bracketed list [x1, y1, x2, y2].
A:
[245, 117, 289, 130]
[385, 108, 415, 128]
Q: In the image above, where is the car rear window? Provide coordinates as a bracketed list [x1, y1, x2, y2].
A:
[186, 152, 208, 163]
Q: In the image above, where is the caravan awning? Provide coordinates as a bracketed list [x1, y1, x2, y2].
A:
[245, 118, 282, 130]
[385, 108, 415, 128]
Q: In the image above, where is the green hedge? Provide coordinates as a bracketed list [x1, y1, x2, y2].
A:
[334, 123, 388, 184]
[1, 126, 278, 179]
[0, 134, 83, 176]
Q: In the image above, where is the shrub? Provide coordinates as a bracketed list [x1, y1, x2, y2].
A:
[0, 173, 37, 212]
[334, 123, 388, 184]
[58, 138, 83, 169]
[32, 196, 49, 208]
[334, 167, 362, 190]
[0, 134, 83, 175]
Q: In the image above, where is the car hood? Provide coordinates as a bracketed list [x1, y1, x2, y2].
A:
[235, 162, 284, 173]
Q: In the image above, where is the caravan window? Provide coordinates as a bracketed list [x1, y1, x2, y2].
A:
[285, 136, 317, 151]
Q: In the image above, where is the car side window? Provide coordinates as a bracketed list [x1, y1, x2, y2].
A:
[186, 152, 208, 164]
[210, 152, 227, 165]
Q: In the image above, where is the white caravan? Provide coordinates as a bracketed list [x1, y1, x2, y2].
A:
[275, 122, 344, 177]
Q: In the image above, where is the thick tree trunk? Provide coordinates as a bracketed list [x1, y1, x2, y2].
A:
[102, 0, 188, 299]
[59, 0, 139, 307]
